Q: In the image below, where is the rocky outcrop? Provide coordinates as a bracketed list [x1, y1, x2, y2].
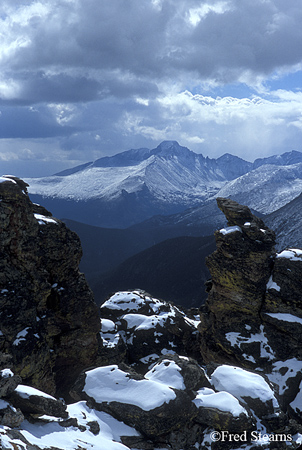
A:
[199, 197, 302, 426]
[199, 197, 276, 363]
[0, 369, 21, 397]
[0, 176, 101, 397]
[262, 248, 302, 352]
[99, 290, 202, 371]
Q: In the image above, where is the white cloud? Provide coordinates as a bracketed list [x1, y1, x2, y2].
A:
[0, 77, 21, 100]
[47, 103, 78, 125]
[187, 1, 231, 26]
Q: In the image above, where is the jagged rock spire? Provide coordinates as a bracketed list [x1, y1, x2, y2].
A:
[199, 197, 276, 364]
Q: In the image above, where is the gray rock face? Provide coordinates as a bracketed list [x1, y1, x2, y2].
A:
[0, 402, 24, 428]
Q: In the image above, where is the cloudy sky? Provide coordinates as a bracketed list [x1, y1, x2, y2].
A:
[1, 0, 302, 176]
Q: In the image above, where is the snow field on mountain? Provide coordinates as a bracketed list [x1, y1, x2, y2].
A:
[27, 155, 225, 205]
[27, 163, 151, 201]
[216, 163, 302, 213]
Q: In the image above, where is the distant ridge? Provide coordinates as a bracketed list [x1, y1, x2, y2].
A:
[26, 141, 302, 228]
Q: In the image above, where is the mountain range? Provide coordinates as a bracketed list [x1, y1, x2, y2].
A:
[26, 141, 302, 228]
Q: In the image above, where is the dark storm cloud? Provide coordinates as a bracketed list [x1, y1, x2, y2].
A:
[5, 0, 302, 86]
[0, 106, 75, 138]
[1, 0, 302, 110]
[178, 0, 302, 81]
[1, 72, 101, 104]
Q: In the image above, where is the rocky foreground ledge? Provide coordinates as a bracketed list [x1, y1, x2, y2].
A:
[0, 177, 302, 449]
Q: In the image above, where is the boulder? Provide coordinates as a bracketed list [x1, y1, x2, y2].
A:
[0, 400, 24, 428]
[210, 365, 280, 420]
[193, 387, 254, 433]
[71, 362, 199, 438]
[8, 384, 67, 418]
[0, 369, 21, 398]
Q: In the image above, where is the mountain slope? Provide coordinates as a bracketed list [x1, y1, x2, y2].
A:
[91, 235, 216, 308]
[64, 214, 217, 284]
[215, 162, 302, 213]
[253, 149, 302, 168]
[265, 192, 302, 251]
[28, 141, 229, 203]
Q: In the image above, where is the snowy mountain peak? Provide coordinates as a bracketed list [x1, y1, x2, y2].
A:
[217, 153, 249, 163]
[253, 149, 302, 168]
[155, 140, 181, 151]
[151, 140, 196, 159]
